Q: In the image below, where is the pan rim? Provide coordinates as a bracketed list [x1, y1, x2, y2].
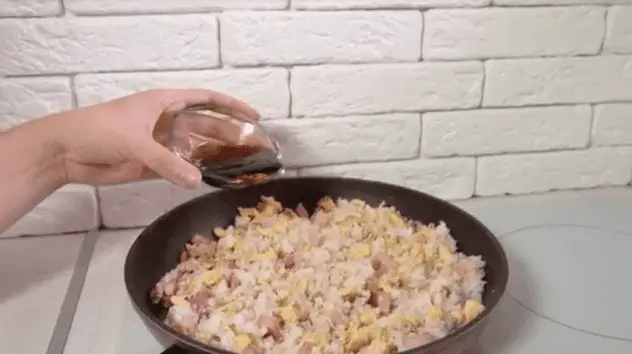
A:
[123, 176, 509, 354]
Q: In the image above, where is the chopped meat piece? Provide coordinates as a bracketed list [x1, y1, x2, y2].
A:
[365, 274, 393, 315]
[366, 276, 379, 294]
[256, 314, 283, 341]
[227, 273, 241, 290]
[295, 203, 309, 218]
[261, 216, 277, 228]
[327, 309, 346, 326]
[151, 268, 184, 304]
[366, 276, 381, 307]
[226, 260, 237, 269]
[282, 252, 295, 269]
[179, 250, 189, 262]
[189, 292, 211, 312]
[372, 251, 397, 275]
[298, 342, 314, 354]
[377, 292, 392, 315]
[295, 303, 310, 321]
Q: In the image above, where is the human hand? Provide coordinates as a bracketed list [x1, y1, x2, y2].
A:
[54, 89, 260, 188]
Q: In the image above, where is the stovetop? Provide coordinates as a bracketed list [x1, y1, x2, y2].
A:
[2, 188, 632, 354]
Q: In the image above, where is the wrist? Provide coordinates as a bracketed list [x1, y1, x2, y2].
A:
[13, 114, 69, 188]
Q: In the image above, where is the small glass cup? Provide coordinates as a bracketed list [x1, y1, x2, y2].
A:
[155, 103, 285, 188]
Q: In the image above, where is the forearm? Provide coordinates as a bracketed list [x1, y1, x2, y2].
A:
[0, 116, 68, 231]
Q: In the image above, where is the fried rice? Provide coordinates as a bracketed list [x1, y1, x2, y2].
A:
[151, 196, 486, 354]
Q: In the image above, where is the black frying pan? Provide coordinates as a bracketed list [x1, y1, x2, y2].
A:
[124, 177, 509, 354]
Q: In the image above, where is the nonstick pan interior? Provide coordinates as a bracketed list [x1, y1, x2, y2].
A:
[124, 177, 509, 354]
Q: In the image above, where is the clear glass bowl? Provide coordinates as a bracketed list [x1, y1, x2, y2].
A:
[156, 103, 284, 188]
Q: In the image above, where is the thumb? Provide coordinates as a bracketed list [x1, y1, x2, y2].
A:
[133, 139, 202, 188]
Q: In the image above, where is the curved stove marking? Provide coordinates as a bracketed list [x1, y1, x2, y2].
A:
[495, 224, 632, 342]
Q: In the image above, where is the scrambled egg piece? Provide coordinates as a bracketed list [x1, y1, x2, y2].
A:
[292, 278, 309, 295]
[234, 333, 252, 352]
[358, 307, 378, 325]
[348, 244, 372, 260]
[409, 242, 423, 259]
[306, 331, 329, 347]
[170, 295, 187, 306]
[378, 273, 400, 294]
[463, 300, 485, 323]
[219, 301, 243, 314]
[368, 339, 393, 354]
[318, 197, 337, 211]
[387, 313, 416, 327]
[343, 322, 389, 352]
[213, 227, 226, 237]
[387, 212, 406, 228]
[233, 238, 244, 251]
[340, 287, 363, 302]
[450, 310, 465, 323]
[199, 268, 222, 287]
[426, 305, 443, 321]
[247, 249, 277, 262]
[276, 305, 298, 324]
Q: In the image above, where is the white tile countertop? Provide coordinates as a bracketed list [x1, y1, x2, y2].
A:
[0, 233, 84, 354]
[2, 188, 632, 354]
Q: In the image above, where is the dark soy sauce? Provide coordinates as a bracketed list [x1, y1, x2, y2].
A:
[191, 144, 283, 188]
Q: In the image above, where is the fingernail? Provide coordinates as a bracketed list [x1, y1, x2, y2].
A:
[184, 173, 201, 188]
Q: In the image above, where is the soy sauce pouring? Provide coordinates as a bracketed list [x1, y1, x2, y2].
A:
[158, 103, 285, 189]
[193, 143, 284, 189]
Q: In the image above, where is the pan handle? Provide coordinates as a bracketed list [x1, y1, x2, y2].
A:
[159, 345, 192, 354]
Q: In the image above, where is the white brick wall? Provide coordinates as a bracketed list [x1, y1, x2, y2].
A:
[604, 6, 632, 54]
[291, 62, 483, 116]
[221, 11, 423, 66]
[74, 69, 290, 118]
[1, 1, 631, 236]
[423, 7, 605, 60]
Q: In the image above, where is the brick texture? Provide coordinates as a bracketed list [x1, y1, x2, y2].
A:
[0, 77, 73, 131]
[291, 62, 483, 116]
[422, 106, 592, 157]
[495, 0, 632, 4]
[592, 104, 632, 146]
[292, 0, 490, 9]
[301, 158, 476, 200]
[221, 11, 422, 66]
[484, 57, 632, 107]
[0, 15, 219, 75]
[1, 2, 631, 234]
[65, 0, 287, 14]
[423, 7, 604, 60]
[476, 148, 632, 196]
[604, 6, 632, 54]
[0, 0, 61, 16]
[75, 69, 290, 119]
[266, 113, 421, 167]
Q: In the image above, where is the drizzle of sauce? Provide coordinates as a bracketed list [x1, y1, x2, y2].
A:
[190, 143, 282, 187]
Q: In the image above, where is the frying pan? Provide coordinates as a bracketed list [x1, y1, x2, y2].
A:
[124, 177, 509, 354]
